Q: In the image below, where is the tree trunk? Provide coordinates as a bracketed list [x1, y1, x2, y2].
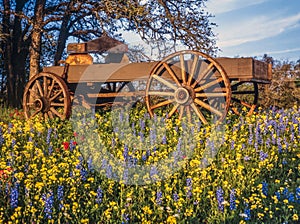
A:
[29, 0, 46, 79]
[3, 0, 30, 108]
[54, 3, 72, 66]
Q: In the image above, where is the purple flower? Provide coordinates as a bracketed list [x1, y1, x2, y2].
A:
[69, 140, 76, 151]
[244, 202, 251, 221]
[262, 181, 268, 196]
[87, 157, 93, 170]
[186, 177, 193, 199]
[259, 150, 268, 161]
[11, 139, 16, 149]
[288, 192, 295, 202]
[216, 187, 224, 212]
[156, 191, 162, 205]
[248, 125, 253, 145]
[0, 127, 4, 146]
[43, 191, 54, 219]
[96, 187, 103, 204]
[173, 192, 179, 202]
[295, 187, 300, 203]
[10, 183, 19, 209]
[46, 128, 52, 145]
[230, 189, 236, 210]
[275, 191, 281, 200]
[231, 140, 235, 150]
[139, 118, 145, 131]
[123, 145, 129, 162]
[57, 185, 64, 210]
[244, 155, 251, 161]
[150, 166, 158, 181]
[122, 213, 130, 224]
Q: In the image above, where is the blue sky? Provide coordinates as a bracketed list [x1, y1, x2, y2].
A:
[206, 0, 300, 61]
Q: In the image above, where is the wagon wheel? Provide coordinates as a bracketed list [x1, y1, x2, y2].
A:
[145, 50, 231, 124]
[230, 81, 258, 116]
[23, 72, 71, 120]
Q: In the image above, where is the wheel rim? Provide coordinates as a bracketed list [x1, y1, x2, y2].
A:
[23, 72, 71, 120]
[145, 50, 231, 124]
[230, 81, 258, 116]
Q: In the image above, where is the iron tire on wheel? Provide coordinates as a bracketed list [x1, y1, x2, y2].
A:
[23, 72, 71, 120]
[145, 50, 231, 124]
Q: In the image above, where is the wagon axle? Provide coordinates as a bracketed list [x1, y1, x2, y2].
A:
[175, 86, 194, 105]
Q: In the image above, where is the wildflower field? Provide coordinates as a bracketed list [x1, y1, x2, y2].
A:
[0, 105, 300, 223]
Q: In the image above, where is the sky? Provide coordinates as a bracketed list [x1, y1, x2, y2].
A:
[123, 0, 300, 62]
[206, 0, 300, 61]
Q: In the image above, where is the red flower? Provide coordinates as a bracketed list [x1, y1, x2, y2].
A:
[63, 142, 69, 150]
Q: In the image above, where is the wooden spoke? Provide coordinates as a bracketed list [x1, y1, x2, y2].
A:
[191, 63, 214, 88]
[178, 105, 184, 120]
[147, 91, 175, 97]
[35, 80, 43, 97]
[152, 74, 178, 90]
[162, 62, 181, 86]
[48, 111, 54, 119]
[43, 76, 48, 96]
[168, 103, 180, 118]
[187, 55, 199, 85]
[190, 102, 208, 124]
[180, 53, 186, 84]
[23, 72, 70, 120]
[145, 50, 231, 122]
[194, 77, 224, 92]
[151, 99, 174, 110]
[196, 92, 227, 98]
[49, 89, 63, 101]
[50, 102, 65, 107]
[50, 107, 64, 119]
[194, 98, 223, 117]
[31, 109, 42, 118]
[47, 79, 56, 98]
[186, 105, 192, 123]
[44, 112, 49, 120]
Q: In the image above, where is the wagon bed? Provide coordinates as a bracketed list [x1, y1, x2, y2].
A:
[43, 57, 271, 83]
[23, 44, 272, 123]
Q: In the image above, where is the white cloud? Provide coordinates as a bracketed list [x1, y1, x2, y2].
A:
[216, 13, 300, 48]
[206, 0, 270, 14]
[265, 47, 300, 55]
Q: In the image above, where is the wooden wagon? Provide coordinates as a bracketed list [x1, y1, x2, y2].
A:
[23, 37, 272, 124]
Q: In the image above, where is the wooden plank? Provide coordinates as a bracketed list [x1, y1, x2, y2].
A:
[216, 57, 271, 82]
[43, 56, 272, 84]
[87, 91, 145, 98]
[43, 62, 158, 83]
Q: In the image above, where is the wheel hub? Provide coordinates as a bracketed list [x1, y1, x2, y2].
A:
[35, 97, 50, 113]
[175, 87, 190, 104]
